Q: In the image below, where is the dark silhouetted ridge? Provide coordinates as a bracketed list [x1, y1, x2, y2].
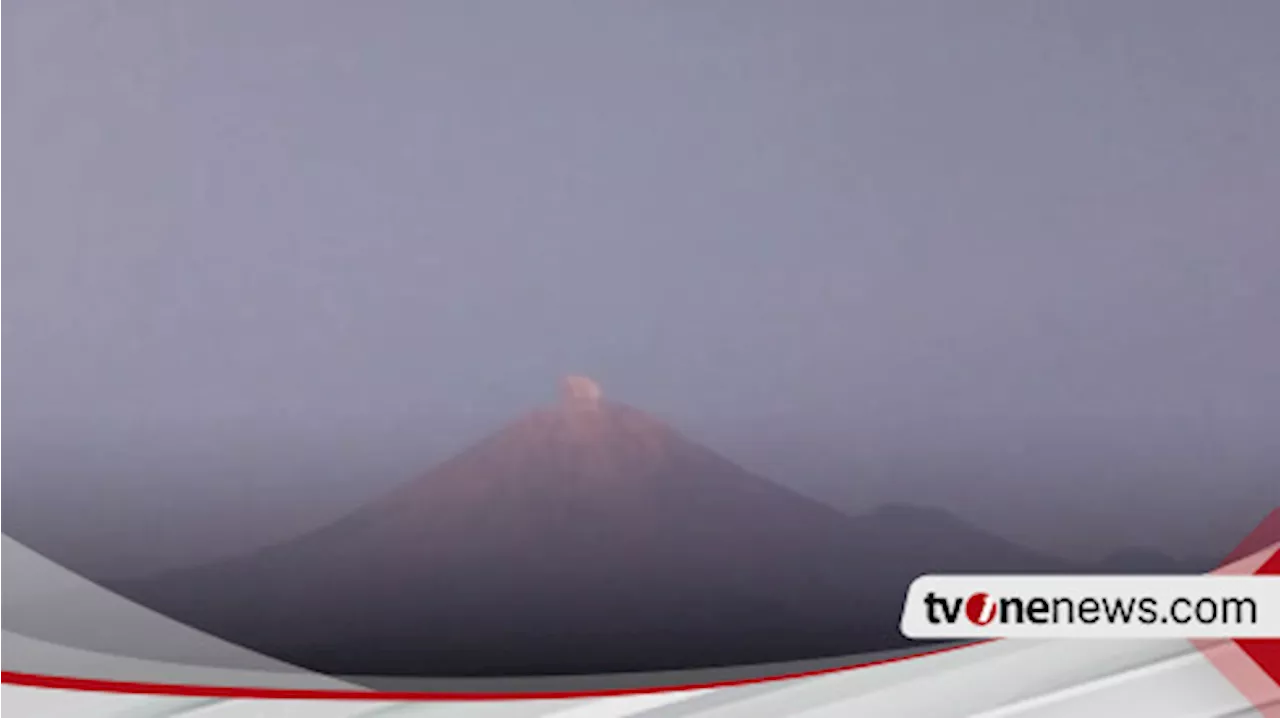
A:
[116, 382, 1076, 677]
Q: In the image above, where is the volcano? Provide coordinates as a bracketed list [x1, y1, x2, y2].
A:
[116, 378, 1061, 676]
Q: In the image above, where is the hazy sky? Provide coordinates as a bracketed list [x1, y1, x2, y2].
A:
[5, 1, 1278, 571]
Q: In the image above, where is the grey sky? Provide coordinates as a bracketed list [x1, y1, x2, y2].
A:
[5, 1, 1278, 570]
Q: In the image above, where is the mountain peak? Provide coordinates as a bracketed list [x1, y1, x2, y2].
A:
[116, 380, 1071, 677]
[560, 375, 602, 410]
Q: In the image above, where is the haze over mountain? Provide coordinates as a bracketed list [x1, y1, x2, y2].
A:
[117, 378, 1072, 676]
[8, 2, 1278, 577]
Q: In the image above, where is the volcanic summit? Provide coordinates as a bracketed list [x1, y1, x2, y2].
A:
[114, 379, 1059, 677]
[561, 374, 602, 408]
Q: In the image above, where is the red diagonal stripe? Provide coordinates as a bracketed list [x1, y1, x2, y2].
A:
[1235, 547, 1280, 686]
[1198, 508, 1280, 715]
[1220, 509, 1280, 567]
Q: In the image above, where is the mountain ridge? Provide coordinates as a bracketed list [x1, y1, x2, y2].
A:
[109, 381, 1170, 676]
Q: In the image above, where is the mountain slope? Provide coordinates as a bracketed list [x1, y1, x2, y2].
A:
[115, 379, 1068, 676]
